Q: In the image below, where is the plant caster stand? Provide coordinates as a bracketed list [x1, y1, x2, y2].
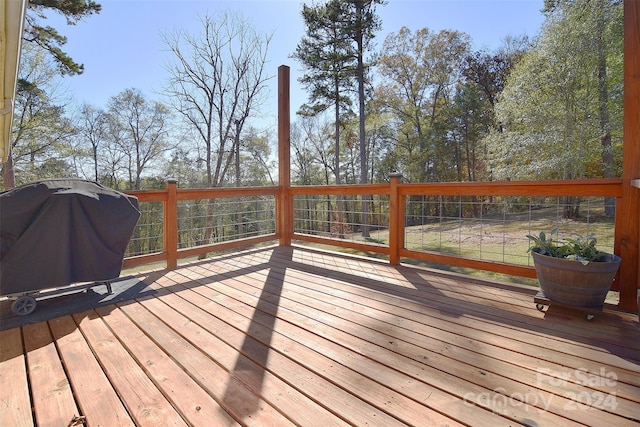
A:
[534, 291, 602, 321]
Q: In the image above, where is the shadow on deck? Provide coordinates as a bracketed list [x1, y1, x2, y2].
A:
[1, 245, 639, 426]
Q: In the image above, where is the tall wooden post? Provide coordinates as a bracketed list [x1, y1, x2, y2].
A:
[617, 0, 640, 312]
[278, 65, 292, 246]
[389, 173, 403, 265]
[165, 179, 178, 270]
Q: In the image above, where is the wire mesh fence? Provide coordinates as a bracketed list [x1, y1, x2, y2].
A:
[292, 192, 615, 267]
[125, 195, 276, 257]
[177, 195, 276, 249]
[125, 201, 164, 257]
[293, 194, 390, 246]
[126, 184, 616, 273]
[404, 195, 615, 266]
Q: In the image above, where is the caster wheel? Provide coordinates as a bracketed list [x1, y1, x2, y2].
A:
[536, 303, 546, 312]
[586, 314, 595, 321]
[11, 296, 37, 316]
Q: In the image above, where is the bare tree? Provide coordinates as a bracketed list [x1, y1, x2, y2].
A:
[163, 11, 271, 254]
[105, 88, 173, 190]
[76, 103, 107, 181]
[163, 11, 271, 188]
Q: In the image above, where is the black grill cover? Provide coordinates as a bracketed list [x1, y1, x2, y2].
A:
[0, 179, 140, 295]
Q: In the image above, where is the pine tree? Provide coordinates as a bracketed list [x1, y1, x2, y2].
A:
[293, 0, 358, 187]
[24, 0, 101, 76]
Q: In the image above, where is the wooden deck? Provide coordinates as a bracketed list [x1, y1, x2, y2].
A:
[1, 245, 639, 426]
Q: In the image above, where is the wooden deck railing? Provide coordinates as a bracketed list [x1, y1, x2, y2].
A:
[395, 177, 624, 277]
[123, 182, 279, 270]
[122, 175, 638, 310]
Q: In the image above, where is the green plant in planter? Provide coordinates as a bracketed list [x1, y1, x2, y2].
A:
[527, 228, 621, 312]
[527, 228, 607, 265]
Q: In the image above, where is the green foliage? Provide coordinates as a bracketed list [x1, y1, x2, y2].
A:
[106, 88, 174, 190]
[527, 228, 606, 263]
[293, 0, 357, 186]
[527, 229, 569, 258]
[463, 40, 528, 108]
[294, 0, 384, 190]
[564, 234, 602, 262]
[6, 45, 76, 187]
[376, 27, 472, 183]
[24, 0, 102, 76]
[293, 0, 356, 116]
[490, 0, 622, 182]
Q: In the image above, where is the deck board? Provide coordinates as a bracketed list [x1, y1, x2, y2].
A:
[188, 248, 637, 426]
[23, 322, 79, 427]
[49, 315, 135, 427]
[163, 269, 470, 426]
[94, 304, 240, 426]
[71, 310, 188, 427]
[138, 292, 351, 427]
[0, 245, 638, 426]
[0, 328, 33, 427]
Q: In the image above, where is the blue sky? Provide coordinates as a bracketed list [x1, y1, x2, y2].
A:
[45, 0, 546, 130]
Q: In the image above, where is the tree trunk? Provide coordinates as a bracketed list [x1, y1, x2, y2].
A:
[596, 1, 616, 217]
[2, 153, 16, 189]
[234, 121, 243, 238]
[355, 1, 370, 238]
[334, 78, 345, 239]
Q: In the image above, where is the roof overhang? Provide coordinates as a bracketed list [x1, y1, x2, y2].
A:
[1, 0, 27, 163]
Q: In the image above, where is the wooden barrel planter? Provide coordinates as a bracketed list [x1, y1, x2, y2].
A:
[531, 249, 621, 308]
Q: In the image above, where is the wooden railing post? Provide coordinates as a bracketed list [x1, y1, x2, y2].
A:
[165, 179, 178, 270]
[617, 0, 640, 313]
[389, 173, 403, 265]
[278, 65, 292, 246]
